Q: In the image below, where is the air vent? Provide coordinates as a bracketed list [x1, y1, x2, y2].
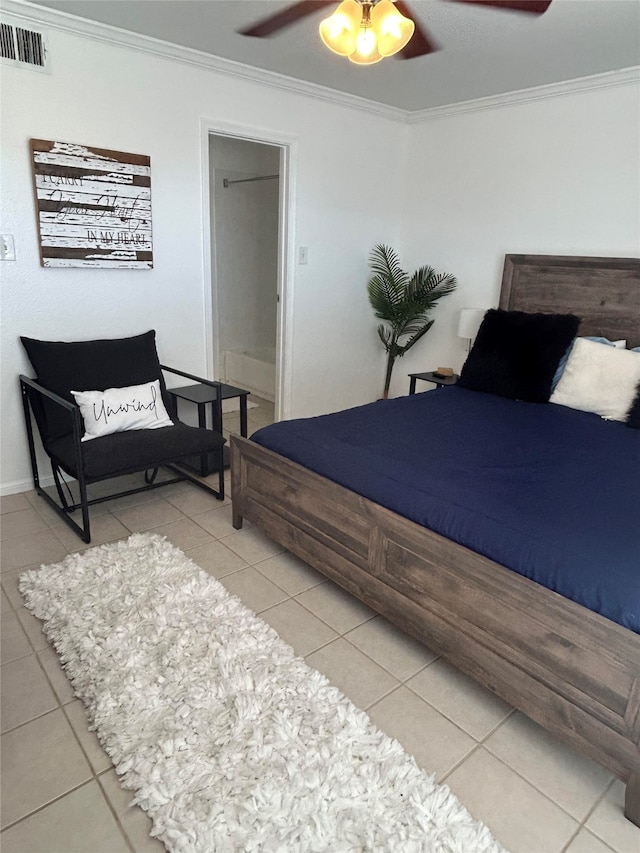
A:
[0, 19, 49, 71]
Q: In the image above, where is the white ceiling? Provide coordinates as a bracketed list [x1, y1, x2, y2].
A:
[28, 0, 640, 111]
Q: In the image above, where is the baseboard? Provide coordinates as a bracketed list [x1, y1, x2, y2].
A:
[1, 475, 55, 497]
[222, 398, 258, 413]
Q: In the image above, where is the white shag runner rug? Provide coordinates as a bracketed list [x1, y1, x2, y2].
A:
[20, 533, 506, 853]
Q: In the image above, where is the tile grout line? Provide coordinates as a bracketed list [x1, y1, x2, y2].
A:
[0, 778, 99, 835]
[222, 561, 435, 693]
[562, 776, 620, 853]
[94, 772, 138, 853]
[438, 708, 518, 784]
[2, 620, 96, 836]
[5, 619, 141, 850]
[58, 700, 138, 852]
[219, 550, 470, 717]
[447, 745, 602, 836]
[0, 654, 60, 737]
[1, 612, 136, 850]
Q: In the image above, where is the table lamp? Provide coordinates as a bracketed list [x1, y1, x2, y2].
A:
[457, 308, 486, 353]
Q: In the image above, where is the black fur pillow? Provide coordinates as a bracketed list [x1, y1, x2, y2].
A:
[626, 385, 640, 428]
[458, 309, 580, 403]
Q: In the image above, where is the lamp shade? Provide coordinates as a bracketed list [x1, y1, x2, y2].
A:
[457, 308, 486, 340]
[319, 0, 362, 56]
[371, 0, 415, 57]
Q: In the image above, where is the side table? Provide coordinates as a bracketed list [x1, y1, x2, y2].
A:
[169, 382, 250, 473]
[408, 371, 459, 395]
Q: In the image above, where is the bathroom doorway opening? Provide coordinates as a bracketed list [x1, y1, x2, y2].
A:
[207, 131, 289, 436]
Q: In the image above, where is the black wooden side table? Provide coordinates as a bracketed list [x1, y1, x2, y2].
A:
[169, 382, 250, 472]
[408, 372, 459, 394]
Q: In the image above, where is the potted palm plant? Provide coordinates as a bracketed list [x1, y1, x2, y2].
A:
[367, 244, 457, 399]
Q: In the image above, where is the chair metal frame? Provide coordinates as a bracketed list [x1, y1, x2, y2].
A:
[20, 365, 226, 544]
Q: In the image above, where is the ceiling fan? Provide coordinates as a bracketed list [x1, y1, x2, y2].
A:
[238, 0, 553, 63]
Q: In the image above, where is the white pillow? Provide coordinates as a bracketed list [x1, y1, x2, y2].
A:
[71, 380, 174, 441]
[551, 336, 626, 391]
[550, 337, 640, 421]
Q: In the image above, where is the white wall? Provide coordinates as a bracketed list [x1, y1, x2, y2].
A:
[0, 17, 407, 493]
[392, 81, 640, 396]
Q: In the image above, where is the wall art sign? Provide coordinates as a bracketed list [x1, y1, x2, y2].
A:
[30, 139, 153, 269]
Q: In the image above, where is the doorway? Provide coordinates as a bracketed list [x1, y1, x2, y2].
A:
[207, 130, 289, 437]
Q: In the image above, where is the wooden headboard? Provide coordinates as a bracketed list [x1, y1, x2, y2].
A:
[499, 255, 640, 348]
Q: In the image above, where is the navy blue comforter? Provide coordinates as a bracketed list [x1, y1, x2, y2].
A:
[252, 387, 640, 633]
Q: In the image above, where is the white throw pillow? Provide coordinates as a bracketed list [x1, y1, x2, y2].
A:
[71, 380, 174, 441]
[550, 337, 640, 421]
[551, 336, 626, 391]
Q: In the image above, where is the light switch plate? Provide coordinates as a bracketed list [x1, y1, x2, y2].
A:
[0, 235, 16, 261]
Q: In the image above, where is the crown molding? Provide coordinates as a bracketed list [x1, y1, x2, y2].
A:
[4, 1, 638, 125]
[1, 0, 408, 122]
[408, 66, 640, 124]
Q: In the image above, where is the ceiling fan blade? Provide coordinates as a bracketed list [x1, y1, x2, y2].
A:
[238, 0, 335, 38]
[447, 0, 552, 14]
[394, 1, 440, 59]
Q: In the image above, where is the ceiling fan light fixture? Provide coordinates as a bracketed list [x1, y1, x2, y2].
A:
[371, 0, 415, 57]
[319, 0, 362, 56]
[320, 0, 413, 64]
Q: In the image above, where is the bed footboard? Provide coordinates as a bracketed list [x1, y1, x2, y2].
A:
[231, 434, 640, 826]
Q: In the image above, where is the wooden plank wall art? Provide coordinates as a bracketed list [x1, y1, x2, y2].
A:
[30, 139, 153, 268]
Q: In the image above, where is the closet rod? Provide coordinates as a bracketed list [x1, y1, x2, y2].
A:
[223, 174, 279, 188]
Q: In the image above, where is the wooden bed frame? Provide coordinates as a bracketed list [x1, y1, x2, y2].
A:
[231, 254, 640, 825]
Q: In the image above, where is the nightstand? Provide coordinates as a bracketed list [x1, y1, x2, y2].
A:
[169, 382, 250, 473]
[408, 371, 459, 394]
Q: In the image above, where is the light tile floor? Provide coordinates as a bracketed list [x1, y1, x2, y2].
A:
[1, 399, 638, 853]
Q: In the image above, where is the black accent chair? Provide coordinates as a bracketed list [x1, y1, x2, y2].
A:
[20, 330, 226, 544]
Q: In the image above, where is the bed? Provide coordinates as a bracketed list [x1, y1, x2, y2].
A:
[230, 254, 640, 825]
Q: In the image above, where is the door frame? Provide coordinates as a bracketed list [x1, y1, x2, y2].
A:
[200, 118, 297, 422]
